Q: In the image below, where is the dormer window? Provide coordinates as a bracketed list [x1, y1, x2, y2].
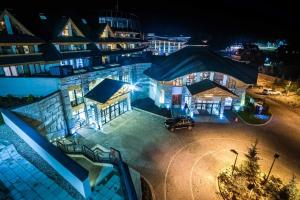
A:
[62, 25, 70, 36]
[0, 20, 6, 32]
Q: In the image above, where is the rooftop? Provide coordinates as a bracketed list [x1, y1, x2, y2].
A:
[144, 46, 258, 84]
[85, 78, 127, 104]
[186, 79, 238, 96]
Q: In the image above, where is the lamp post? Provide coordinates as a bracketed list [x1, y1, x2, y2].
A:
[231, 149, 239, 176]
[264, 153, 280, 184]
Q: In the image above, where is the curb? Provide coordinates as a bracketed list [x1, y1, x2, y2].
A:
[132, 106, 168, 119]
[236, 112, 273, 127]
[141, 175, 156, 200]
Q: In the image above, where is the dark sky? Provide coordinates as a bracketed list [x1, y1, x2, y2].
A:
[3, 0, 300, 45]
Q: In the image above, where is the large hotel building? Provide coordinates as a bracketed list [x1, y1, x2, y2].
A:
[0, 8, 258, 200]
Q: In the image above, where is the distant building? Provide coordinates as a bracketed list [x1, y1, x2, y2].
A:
[147, 33, 190, 56]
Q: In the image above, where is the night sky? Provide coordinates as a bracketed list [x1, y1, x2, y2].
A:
[2, 0, 299, 46]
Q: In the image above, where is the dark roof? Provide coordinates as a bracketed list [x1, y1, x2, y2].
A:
[0, 54, 44, 65]
[186, 79, 238, 96]
[39, 43, 62, 61]
[0, 34, 44, 44]
[60, 51, 92, 60]
[51, 36, 91, 43]
[10, 11, 90, 43]
[144, 46, 258, 84]
[95, 37, 147, 43]
[84, 78, 126, 104]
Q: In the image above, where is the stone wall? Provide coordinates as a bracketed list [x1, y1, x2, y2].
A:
[13, 91, 67, 140]
[58, 63, 152, 133]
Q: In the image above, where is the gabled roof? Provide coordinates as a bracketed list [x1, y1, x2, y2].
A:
[0, 10, 44, 44]
[186, 79, 238, 97]
[0, 34, 44, 44]
[144, 46, 258, 84]
[84, 78, 127, 104]
[8, 10, 90, 43]
[0, 54, 44, 65]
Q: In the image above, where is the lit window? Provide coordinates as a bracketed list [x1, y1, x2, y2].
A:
[62, 25, 69, 36]
[23, 46, 30, 54]
[3, 67, 12, 76]
[0, 20, 6, 32]
[224, 97, 233, 107]
[159, 90, 165, 104]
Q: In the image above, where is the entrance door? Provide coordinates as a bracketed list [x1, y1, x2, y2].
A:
[195, 100, 221, 115]
[101, 99, 128, 125]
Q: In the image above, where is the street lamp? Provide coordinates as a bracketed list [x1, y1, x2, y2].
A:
[230, 149, 239, 176]
[263, 153, 280, 184]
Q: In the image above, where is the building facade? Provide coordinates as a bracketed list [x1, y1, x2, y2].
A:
[0, 9, 151, 139]
[147, 33, 190, 56]
[145, 46, 258, 118]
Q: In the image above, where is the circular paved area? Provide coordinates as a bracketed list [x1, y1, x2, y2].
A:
[162, 97, 300, 200]
[78, 96, 300, 200]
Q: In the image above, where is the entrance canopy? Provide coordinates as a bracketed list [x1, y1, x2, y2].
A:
[85, 78, 130, 104]
[186, 79, 238, 98]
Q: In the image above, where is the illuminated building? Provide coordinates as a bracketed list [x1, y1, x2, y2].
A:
[145, 46, 258, 117]
[0, 9, 150, 136]
[147, 33, 190, 55]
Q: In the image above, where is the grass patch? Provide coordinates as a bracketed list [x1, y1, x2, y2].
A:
[238, 111, 270, 124]
[0, 95, 39, 108]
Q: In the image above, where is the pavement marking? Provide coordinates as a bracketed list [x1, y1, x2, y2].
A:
[164, 137, 300, 200]
[189, 150, 217, 200]
[141, 175, 157, 200]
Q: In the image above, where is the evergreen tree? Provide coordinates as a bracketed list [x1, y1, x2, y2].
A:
[243, 140, 261, 184]
[279, 175, 299, 200]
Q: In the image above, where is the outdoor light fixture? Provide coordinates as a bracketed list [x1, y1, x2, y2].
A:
[230, 149, 239, 176]
[190, 112, 194, 118]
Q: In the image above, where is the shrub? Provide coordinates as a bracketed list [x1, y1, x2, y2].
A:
[26, 95, 35, 103]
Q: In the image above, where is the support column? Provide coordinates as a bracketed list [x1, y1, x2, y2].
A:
[127, 95, 132, 111]
[220, 97, 224, 118]
[60, 89, 75, 134]
[222, 75, 228, 86]
[94, 104, 102, 130]
[209, 72, 214, 81]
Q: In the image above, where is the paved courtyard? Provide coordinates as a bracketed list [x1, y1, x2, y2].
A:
[76, 98, 300, 200]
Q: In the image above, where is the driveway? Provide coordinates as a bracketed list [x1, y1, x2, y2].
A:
[76, 103, 300, 200]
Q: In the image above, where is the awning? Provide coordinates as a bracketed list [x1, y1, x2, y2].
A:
[84, 78, 129, 104]
[186, 79, 239, 98]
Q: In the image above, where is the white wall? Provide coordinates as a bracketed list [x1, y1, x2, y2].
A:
[1, 109, 91, 198]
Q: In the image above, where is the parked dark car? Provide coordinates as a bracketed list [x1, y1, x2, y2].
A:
[164, 116, 195, 132]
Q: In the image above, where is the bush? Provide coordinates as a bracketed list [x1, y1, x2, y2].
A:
[26, 95, 35, 103]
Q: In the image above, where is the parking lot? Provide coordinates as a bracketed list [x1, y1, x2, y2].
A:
[76, 105, 300, 200]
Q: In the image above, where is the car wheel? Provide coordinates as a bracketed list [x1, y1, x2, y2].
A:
[188, 126, 192, 130]
[170, 128, 175, 132]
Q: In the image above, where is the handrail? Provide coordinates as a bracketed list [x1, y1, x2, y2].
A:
[55, 141, 138, 200]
